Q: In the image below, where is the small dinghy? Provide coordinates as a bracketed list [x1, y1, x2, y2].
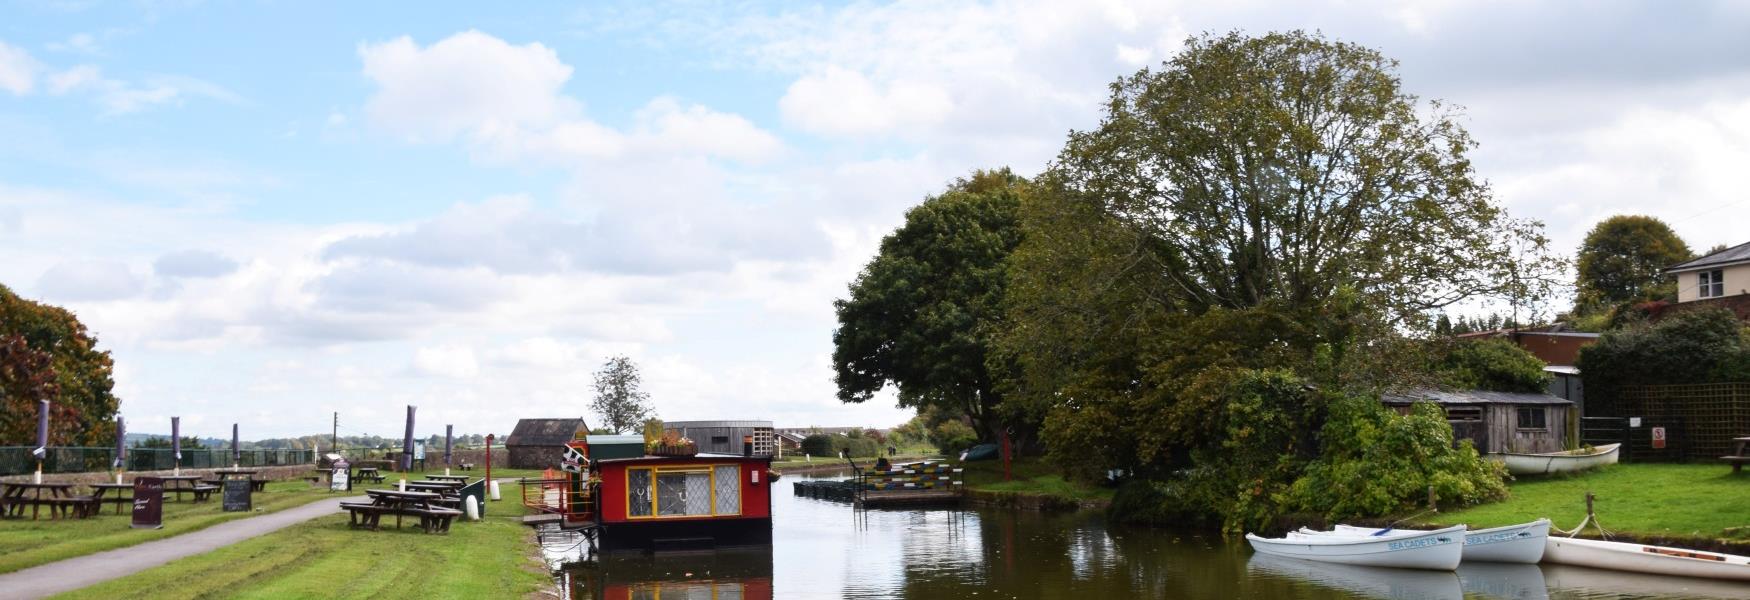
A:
[1544, 536, 1750, 581]
[1497, 443, 1619, 476]
[1325, 519, 1550, 563]
[1246, 524, 1466, 570]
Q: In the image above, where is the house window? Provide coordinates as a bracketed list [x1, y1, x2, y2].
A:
[1699, 270, 1725, 298]
[1516, 407, 1547, 430]
[626, 465, 742, 519]
[1445, 407, 1484, 422]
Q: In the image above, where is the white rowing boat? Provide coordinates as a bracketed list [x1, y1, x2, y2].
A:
[1543, 536, 1750, 581]
[1246, 524, 1466, 570]
[1495, 443, 1619, 476]
[1324, 519, 1550, 563]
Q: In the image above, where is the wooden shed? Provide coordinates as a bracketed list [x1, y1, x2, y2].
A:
[506, 418, 590, 469]
[1382, 389, 1574, 455]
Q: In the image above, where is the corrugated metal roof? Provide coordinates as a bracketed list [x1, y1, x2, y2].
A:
[1381, 388, 1573, 406]
[664, 420, 773, 428]
[1669, 240, 1750, 272]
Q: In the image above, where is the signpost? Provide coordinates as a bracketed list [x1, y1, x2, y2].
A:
[222, 479, 251, 512]
[1652, 426, 1667, 449]
[331, 458, 350, 492]
[132, 477, 164, 529]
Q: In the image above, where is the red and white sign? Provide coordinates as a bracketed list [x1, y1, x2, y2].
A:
[1651, 426, 1667, 449]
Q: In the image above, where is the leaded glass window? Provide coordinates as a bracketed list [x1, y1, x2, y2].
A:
[627, 469, 652, 517]
[657, 472, 691, 516]
[714, 465, 740, 515]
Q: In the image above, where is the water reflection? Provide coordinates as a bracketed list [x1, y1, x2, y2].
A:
[551, 473, 1750, 599]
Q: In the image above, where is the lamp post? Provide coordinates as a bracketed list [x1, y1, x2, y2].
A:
[484, 433, 495, 500]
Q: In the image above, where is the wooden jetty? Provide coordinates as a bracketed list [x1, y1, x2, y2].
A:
[791, 461, 965, 508]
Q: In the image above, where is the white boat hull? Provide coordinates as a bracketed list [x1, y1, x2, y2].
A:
[1329, 519, 1549, 564]
[1543, 536, 1750, 582]
[1247, 525, 1466, 570]
[1497, 443, 1619, 475]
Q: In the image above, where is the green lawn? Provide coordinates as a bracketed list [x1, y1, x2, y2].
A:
[50, 500, 548, 600]
[1414, 463, 1750, 539]
[0, 480, 343, 574]
[0, 469, 534, 575]
[963, 457, 1113, 503]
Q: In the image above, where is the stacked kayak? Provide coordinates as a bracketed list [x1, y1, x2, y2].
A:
[1245, 524, 1467, 570]
[1328, 519, 1551, 563]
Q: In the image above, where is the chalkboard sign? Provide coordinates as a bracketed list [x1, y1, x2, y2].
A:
[132, 477, 164, 529]
[223, 479, 252, 512]
[332, 459, 350, 492]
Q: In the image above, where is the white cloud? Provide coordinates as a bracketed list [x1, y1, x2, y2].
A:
[413, 344, 479, 378]
[359, 30, 579, 141]
[359, 31, 783, 166]
[46, 33, 102, 55]
[47, 65, 240, 114]
[779, 67, 953, 136]
[154, 249, 239, 278]
[36, 259, 146, 301]
[0, 39, 41, 95]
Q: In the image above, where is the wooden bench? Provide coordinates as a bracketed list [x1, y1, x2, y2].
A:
[340, 502, 396, 530]
[46, 496, 100, 519]
[458, 463, 474, 471]
[190, 485, 220, 503]
[406, 507, 464, 533]
[1723, 455, 1750, 473]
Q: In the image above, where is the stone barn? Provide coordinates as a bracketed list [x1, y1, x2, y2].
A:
[506, 418, 590, 469]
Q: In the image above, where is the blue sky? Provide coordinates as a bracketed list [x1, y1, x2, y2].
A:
[3, 1, 1748, 440]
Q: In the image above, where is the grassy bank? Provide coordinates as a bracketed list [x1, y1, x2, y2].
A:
[0, 470, 535, 575]
[0, 480, 347, 575]
[962, 457, 1112, 506]
[1411, 464, 1750, 539]
[50, 500, 547, 600]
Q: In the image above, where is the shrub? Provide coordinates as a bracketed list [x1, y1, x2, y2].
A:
[1580, 307, 1750, 411]
[1287, 396, 1507, 522]
[929, 420, 979, 455]
[1435, 338, 1549, 393]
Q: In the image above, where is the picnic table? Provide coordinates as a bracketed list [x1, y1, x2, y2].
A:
[355, 467, 386, 483]
[213, 469, 268, 492]
[1723, 437, 1750, 473]
[405, 482, 460, 495]
[342, 489, 461, 533]
[160, 475, 218, 502]
[427, 474, 469, 484]
[3, 482, 84, 520]
[88, 482, 135, 515]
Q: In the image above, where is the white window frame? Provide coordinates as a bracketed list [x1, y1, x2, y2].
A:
[1700, 269, 1725, 298]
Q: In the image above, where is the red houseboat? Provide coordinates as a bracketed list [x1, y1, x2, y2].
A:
[524, 434, 775, 553]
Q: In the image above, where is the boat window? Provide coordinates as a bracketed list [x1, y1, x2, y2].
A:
[714, 465, 740, 515]
[628, 469, 653, 517]
[1516, 407, 1547, 430]
[627, 466, 743, 519]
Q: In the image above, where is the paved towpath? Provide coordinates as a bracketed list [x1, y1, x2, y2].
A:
[1, 495, 364, 600]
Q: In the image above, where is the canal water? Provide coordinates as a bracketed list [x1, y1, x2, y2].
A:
[548, 473, 1749, 599]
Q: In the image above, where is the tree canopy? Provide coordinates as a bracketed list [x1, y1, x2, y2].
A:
[1574, 215, 1691, 313]
[1, 284, 120, 447]
[590, 355, 654, 434]
[1579, 308, 1750, 413]
[832, 169, 1027, 438]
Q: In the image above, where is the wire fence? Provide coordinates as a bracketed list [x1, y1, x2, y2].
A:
[0, 447, 316, 476]
[1616, 382, 1750, 460]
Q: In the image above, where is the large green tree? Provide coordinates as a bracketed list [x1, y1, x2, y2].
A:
[1574, 215, 1691, 313]
[0, 284, 120, 447]
[1001, 31, 1537, 522]
[832, 169, 1026, 439]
